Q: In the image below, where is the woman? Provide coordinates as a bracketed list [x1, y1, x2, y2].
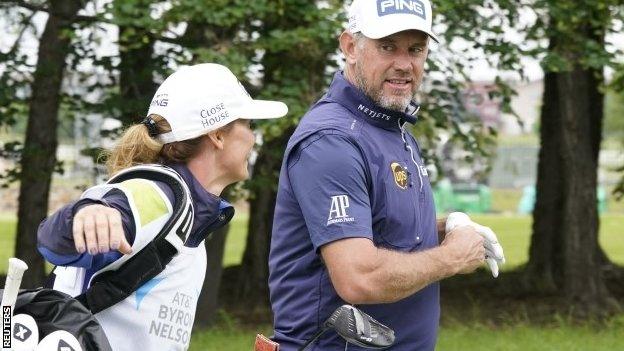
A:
[36, 63, 288, 351]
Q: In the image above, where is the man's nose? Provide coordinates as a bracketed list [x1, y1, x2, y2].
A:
[392, 53, 413, 72]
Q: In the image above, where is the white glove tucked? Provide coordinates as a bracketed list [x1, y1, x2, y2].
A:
[445, 212, 505, 278]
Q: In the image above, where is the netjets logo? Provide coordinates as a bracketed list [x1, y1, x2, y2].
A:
[327, 195, 355, 225]
[377, 0, 427, 20]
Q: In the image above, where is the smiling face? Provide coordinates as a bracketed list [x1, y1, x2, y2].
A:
[341, 30, 429, 112]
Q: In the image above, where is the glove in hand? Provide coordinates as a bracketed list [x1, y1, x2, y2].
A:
[445, 212, 505, 278]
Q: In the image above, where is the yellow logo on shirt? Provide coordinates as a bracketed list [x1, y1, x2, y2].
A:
[390, 162, 408, 190]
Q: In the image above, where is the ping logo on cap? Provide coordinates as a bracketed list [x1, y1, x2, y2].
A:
[377, 0, 426, 20]
[150, 93, 169, 107]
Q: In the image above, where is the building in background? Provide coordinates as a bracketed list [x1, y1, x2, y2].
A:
[462, 79, 543, 135]
[462, 81, 502, 129]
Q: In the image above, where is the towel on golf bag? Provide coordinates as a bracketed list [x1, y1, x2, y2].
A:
[255, 334, 279, 351]
[12, 288, 112, 351]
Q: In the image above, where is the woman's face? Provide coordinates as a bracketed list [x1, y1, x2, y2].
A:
[220, 119, 256, 183]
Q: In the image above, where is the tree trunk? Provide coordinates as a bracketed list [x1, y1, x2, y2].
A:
[526, 30, 617, 316]
[194, 224, 229, 327]
[15, 0, 83, 288]
[557, 65, 614, 315]
[526, 70, 563, 292]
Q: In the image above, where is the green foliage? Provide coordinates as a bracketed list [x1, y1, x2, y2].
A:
[0, 6, 36, 185]
[528, 0, 623, 73]
[0, 0, 536, 189]
[409, 0, 530, 178]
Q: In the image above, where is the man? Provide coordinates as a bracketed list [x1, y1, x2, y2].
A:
[268, 0, 504, 349]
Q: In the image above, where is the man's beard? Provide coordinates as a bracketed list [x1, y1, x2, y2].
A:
[353, 63, 415, 112]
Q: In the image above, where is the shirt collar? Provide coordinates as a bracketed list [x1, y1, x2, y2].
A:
[325, 71, 419, 129]
[167, 163, 234, 246]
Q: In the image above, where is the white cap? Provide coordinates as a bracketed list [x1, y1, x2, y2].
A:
[348, 0, 439, 42]
[147, 63, 288, 144]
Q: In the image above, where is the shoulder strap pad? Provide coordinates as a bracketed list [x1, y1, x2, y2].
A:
[75, 164, 194, 314]
[108, 164, 194, 245]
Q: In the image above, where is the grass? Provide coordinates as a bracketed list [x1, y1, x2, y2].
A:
[3, 190, 624, 350]
[490, 188, 524, 214]
[189, 317, 624, 351]
[223, 213, 249, 267]
[189, 325, 272, 351]
[437, 318, 624, 351]
[0, 213, 17, 274]
[497, 133, 539, 147]
[221, 213, 624, 270]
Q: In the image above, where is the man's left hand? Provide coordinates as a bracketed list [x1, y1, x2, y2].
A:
[445, 212, 505, 278]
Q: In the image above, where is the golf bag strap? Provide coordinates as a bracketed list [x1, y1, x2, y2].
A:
[74, 166, 192, 314]
[75, 237, 177, 313]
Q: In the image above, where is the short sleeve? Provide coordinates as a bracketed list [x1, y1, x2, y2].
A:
[288, 132, 373, 251]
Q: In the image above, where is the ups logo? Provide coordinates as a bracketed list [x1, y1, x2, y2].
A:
[390, 162, 408, 190]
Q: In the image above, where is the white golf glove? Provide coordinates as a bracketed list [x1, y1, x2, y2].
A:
[445, 212, 505, 278]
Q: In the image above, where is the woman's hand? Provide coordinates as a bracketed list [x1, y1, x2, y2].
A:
[72, 204, 133, 255]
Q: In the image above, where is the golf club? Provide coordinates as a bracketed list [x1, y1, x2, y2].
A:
[2, 258, 29, 351]
[11, 314, 39, 351]
[1, 258, 29, 310]
[298, 305, 395, 351]
[35, 330, 82, 351]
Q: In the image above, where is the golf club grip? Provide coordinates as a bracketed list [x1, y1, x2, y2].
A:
[1, 258, 28, 310]
[297, 328, 327, 351]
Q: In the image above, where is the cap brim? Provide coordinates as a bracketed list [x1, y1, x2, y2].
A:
[233, 100, 289, 120]
[360, 23, 439, 43]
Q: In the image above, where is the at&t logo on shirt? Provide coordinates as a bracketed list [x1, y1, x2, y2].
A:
[327, 195, 355, 225]
[377, 0, 426, 20]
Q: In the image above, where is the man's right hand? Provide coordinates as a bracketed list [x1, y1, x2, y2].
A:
[73, 204, 133, 255]
[440, 225, 485, 275]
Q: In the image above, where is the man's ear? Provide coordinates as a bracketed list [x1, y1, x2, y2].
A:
[206, 130, 225, 150]
[339, 31, 358, 65]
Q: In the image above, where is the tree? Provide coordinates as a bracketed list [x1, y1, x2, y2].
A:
[526, 0, 623, 317]
[11, 0, 85, 287]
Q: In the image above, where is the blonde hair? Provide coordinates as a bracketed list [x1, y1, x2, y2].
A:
[104, 115, 204, 176]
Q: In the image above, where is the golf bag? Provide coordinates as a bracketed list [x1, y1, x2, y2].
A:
[12, 288, 113, 350]
[12, 165, 194, 350]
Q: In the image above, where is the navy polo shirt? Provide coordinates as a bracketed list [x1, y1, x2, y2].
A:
[269, 72, 439, 350]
